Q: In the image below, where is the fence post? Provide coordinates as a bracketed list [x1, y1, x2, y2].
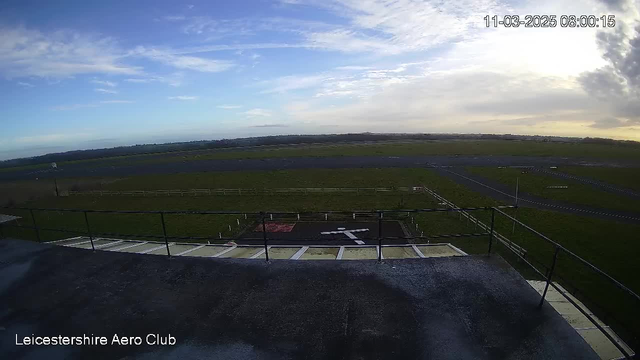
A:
[539, 246, 561, 308]
[261, 213, 269, 262]
[488, 208, 495, 254]
[84, 211, 95, 251]
[29, 209, 41, 243]
[160, 212, 170, 257]
[377, 211, 383, 262]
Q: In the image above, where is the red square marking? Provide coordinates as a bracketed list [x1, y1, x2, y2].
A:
[254, 223, 295, 233]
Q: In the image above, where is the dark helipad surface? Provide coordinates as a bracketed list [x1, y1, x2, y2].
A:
[238, 220, 407, 245]
[0, 238, 598, 360]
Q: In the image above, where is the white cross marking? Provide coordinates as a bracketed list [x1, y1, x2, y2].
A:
[320, 228, 369, 244]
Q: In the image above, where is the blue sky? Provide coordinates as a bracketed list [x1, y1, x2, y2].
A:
[1, 0, 640, 160]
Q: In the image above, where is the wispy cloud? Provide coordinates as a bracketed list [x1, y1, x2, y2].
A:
[91, 79, 117, 87]
[249, 123, 288, 128]
[123, 73, 184, 87]
[242, 108, 272, 117]
[217, 105, 242, 109]
[0, 26, 141, 78]
[134, 47, 234, 72]
[168, 95, 198, 100]
[99, 100, 134, 104]
[17, 81, 34, 87]
[94, 88, 118, 94]
[51, 100, 133, 111]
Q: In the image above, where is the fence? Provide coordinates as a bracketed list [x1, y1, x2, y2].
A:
[67, 187, 426, 197]
[0, 204, 637, 358]
[491, 207, 638, 359]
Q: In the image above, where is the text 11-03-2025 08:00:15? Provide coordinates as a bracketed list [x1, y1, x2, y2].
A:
[484, 14, 616, 28]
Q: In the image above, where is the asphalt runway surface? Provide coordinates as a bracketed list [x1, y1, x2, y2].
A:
[237, 220, 407, 245]
[431, 167, 640, 224]
[0, 238, 599, 360]
[2, 155, 639, 181]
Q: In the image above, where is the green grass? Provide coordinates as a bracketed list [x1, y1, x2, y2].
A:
[466, 166, 640, 213]
[2, 139, 639, 173]
[561, 166, 640, 192]
[104, 168, 438, 190]
[129, 140, 640, 165]
[2, 167, 638, 343]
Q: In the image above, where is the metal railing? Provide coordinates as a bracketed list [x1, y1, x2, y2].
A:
[67, 186, 427, 197]
[1, 204, 637, 358]
[492, 207, 638, 359]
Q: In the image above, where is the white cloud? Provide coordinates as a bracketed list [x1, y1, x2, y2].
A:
[94, 88, 118, 94]
[15, 133, 93, 144]
[261, 74, 334, 93]
[99, 100, 134, 104]
[123, 73, 184, 87]
[91, 79, 117, 87]
[242, 108, 272, 117]
[168, 95, 198, 100]
[51, 100, 134, 111]
[0, 26, 140, 78]
[17, 81, 34, 87]
[218, 105, 242, 109]
[134, 47, 234, 73]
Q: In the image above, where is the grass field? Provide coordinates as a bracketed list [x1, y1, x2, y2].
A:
[2, 167, 639, 344]
[3, 139, 640, 174]
[125, 140, 640, 165]
[465, 166, 640, 213]
[561, 166, 640, 192]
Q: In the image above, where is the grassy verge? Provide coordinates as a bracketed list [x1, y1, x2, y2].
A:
[3, 139, 640, 174]
[128, 140, 640, 165]
[466, 166, 640, 213]
[561, 166, 640, 192]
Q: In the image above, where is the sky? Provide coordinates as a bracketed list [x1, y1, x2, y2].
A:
[1, 0, 640, 160]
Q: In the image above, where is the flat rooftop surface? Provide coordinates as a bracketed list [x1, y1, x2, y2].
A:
[0, 239, 598, 360]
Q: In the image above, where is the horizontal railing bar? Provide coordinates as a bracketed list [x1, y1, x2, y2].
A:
[1, 205, 514, 216]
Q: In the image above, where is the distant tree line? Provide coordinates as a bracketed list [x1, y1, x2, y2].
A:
[1, 133, 637, 168]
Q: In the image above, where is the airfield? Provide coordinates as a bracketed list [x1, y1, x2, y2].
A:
[1, 139, 639, 359]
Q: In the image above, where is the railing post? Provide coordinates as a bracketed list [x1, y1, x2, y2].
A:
[377, 211, 383, 262]
[262, 213, 269, 262]
[160, 212, 170, 257]
[29, 209, 41, 243]
[487, 208, 495, 254]
[84, 211, 95, 251]
[539, 246, 561, 308]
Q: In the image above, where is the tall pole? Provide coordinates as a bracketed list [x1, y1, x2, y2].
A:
[160, 212, 170, 257]
[84, 211, 94, 251]
[488, 208, 495, 254]
[54, 178, 59, 197]
[512, 177, 519, 234]
[262, 213, 269, 262]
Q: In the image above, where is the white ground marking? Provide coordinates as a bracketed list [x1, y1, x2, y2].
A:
[139, 243, 174, 254]
[49, 236, 83, 244]
[110, 241, 147, 251]
[250, 246, 270, 259]
[320, 228, 369, 245]
[290, 246, 309, 260]
[210, 246, 237, 258]
[336, 246, 345, 260]
[95, 240, 123, 249]
[175, 245, 205, 256]
[64, 240, 94, 247]
[412, 245, 426, 258]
